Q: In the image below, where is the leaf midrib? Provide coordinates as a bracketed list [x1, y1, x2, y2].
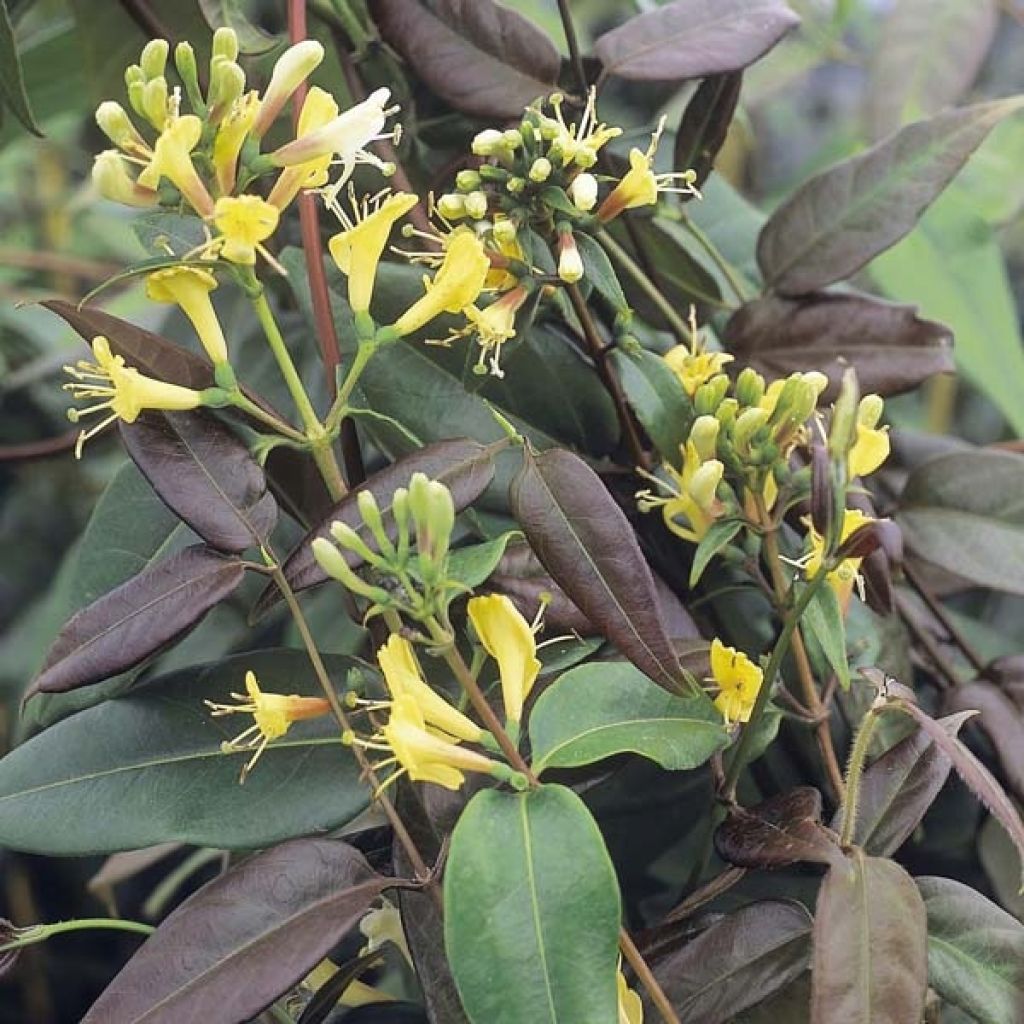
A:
[520, 797, 559, 1024]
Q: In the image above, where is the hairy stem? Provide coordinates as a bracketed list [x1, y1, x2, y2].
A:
[1, 918, 154, 952]
[839, 706, 881, 846]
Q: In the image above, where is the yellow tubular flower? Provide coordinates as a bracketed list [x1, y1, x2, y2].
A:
[848, 394, 890, 478]
[64, 336, 202, 456]
[639, 439, 724, 544]
[710, 638, 764, 725]
[269, 87, 398, 187]
[212, 90, 260, 195]
[597, 117, 698, 222]
[252, 39, 325, 138]
[467, 594, 541, 725]
[381, 695, 499, 791]
[618, 971, 643, 1024]
[328, 191, 418, 313]
[460, 286, 528, 378]
[213, 195, 280, 265]
[92, 151, 158, 208]
[392, 231, 490, 337]
[664, 345, 734, 397]
[377, 634, 483, 743]
[804, 508, 874, 607]
[205, 671, 332, 779]
[267, 86, 340, 209]
[136, 115, 215, 218]
[145, 267, 228, 364]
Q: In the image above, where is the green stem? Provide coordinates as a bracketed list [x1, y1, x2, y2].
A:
[229, 391, 307, 444]
[325, 340, 375, 432]
[722, 567, 830, 799]
[678, 212, 750, 305]
[597, 228, 727, 329]
[326, 0, 372, 49]
[839, 707, 881, 847]
[1, 918, 154, 952]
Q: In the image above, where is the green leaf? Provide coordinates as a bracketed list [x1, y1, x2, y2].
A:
[447, 531, 520, 591]
[444, 784, 621, 1024]
[0, 651, 368, 854]
[758, 97, 1024, 295]
[801, 584, 850, 689]
[871, 192, 1024, 436]
[575, 232, 629, 313]
[917, 876, 1024, 1024]
[0, 0, 42, 135]
[529, 662, 728, 774]
[610, 346, 694, 464]
[811, 852, 928, 1023]
[896, 449, 1024, 593]
[690, 518, 743, 587]
[197, 0, 280, 54]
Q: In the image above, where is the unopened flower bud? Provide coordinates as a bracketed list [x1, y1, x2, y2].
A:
[569, 172, 598, 212]
[529, 157, 552, 183]
[141, 76, 169, 131]
[689, 460, 724, 512]
[828, 367, 860, 461]
[208, 59, 245, 122]
[125, 64, 145, 90]
[689, 415, 720, 461]
[734, 367, 765, 408]
[92, 150, 158, 208]
[858, 393, 884, 429]
[492, 218, 517, 245]
[424, 479, 455, 562]
[694, 374, 730, 416]
[95, 101, 147, 154]
[733, 406, 770, 452]
[174, 42, 203, 108]
[436, 193, 467, 220]
[715, 397, 738, 428]
[506, 176, 525, 194]
[127, 78, 146, 118]
[253, 40, 325, 137]
[311, 538, 391, 603]
[212, 26, 239, 62]
[329, 521, 380, 566]
[139, 38, 169, 80]
[392, 487, 411, 559]
[557, 231, 584, 283]
[501, 129, 523, 150]
[456, 168, 481, 192]
[471, 128, 504, 156]
[464, 190, 488, 219]
[809, 442, 833, 537]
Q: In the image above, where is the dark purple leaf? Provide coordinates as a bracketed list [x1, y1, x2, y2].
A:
[372, 0, 559, 118]
[675, 72, 743, 190]
[723, 292, 954, 400]
[121, 412, 277, 553]
[252, 439, 496, 620]
[715, 787, 843, 869]
[898, 700, 1024, 887]
[510, 447, 684, 693]
[989, 654, 1024, 709]
[29, 546, 246, 696]
[811, 852, 927, 1024]
[83, 839, 399, 1024]
[835, 711, 973, 856]
[594, 0, 799, 82]
[945, 682, 1024, 803]
[866, 0, 999, 142]
[647, 900, 812, 1023]
[757, 98, 1024, 295]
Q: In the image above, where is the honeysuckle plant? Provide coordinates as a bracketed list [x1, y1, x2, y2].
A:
[3, 3, 1024, 1024]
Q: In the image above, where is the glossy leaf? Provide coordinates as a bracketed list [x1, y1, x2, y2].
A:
[610, 346, 693, 465]
[838, 712, 972, 856]
[649, 900, 812, 1023]
[575, 232, 628, 312]
[723, 292, 953, 401]
[871, 192, 1024, 436]
[28, 545, 245, 697]
[801, 585, 850, 689]
[372, 0, 559, 118]
[917, 876, 1024, 1024]
[510, 447, 685, 693]
[896, 450, 1024, 595]
[689, 518, 743, 587]
[83, 839, 395, 1024]
[253, 438, 496, 619]
[594, 0, 798, 82]
[715, 788, 842, 869]
[528, 662, 728, 774]
[121, 412, 277, 553]
[757, 98, 1024, 295]
[0, 0, 42, 135]
[946, 682, 1024, 802]
[811, 852, 927, 1024]
[866, 0, 998, 142]
[898, 700, 1024, 885]
[675, 72, 744, 190]
[447, 531, 519, 592]
[0, 651, 368, 854]
[444, 785, 621, 1024]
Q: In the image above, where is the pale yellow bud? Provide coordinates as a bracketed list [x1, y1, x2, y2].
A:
[689, 415, 720, 462]
[436, 193, 466, 220]
[529, 157, 552, 183]
[139, 39, 169, 79]
[569, 172, 598, 212]
[464, 191, 488, 219]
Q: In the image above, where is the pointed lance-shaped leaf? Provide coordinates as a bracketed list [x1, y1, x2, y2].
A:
[510, 446, 686, 693]
[83, 839, 403, 1024]
[945, 682, 1024, 803]
[675, 71, 743, 191]
[28, 545, 246, 697]
[121, 412, 278, 554]
[594, 0, 799, 82]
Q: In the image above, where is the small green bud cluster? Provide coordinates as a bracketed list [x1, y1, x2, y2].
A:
[311, 473, 461, 621]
